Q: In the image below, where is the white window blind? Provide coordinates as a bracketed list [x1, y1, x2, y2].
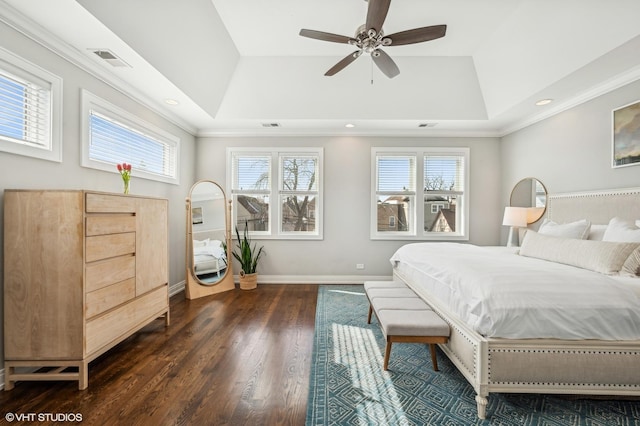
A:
[232, 154, 271, 192]
[376, 155, 416, 192]
[81, 90, 180, 184]
[89, 111, 176, 179]
[0, 47, 62, 162]
[0, 71, 50, 148]
[424, 155, 465, 192]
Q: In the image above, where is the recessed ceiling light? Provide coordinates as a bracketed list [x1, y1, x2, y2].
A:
[345, 123, 355, 128]
[535, 99, 553, 106]
[164, 99, 179, 106]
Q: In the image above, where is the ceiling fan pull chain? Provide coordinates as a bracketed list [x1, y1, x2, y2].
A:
[371, 56, 374, 85]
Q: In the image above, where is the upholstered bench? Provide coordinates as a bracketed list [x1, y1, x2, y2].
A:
[363, 281, 450, 371]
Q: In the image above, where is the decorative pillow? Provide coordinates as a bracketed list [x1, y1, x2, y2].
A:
[519, 231, 639, 275]
[621, 247, 640, 276]
[193, 238, 209, 248]
[537, 218, 591, 239]
[602, 217, 640, 242]
[587, 224, 608, 241]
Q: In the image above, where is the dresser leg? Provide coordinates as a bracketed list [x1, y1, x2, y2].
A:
[78, 362, 88, 390]
[164, 310, 170, 327]
[4, 365, 15, 390]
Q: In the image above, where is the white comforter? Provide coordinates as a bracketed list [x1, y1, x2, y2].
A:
[390, 243, 640, 340]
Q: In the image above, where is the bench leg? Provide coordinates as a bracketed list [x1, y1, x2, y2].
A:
[384, 340, 392, 371]
[429, 344, 439, 371]
[367, 304, 373, 324]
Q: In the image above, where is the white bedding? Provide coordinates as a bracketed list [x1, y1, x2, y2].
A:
[390, 243, 640, 340]
[193, 241, 226, 274]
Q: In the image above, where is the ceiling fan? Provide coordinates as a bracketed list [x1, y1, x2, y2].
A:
[299, 0, 447, 78]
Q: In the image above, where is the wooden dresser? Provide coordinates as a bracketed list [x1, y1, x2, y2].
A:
[3, 190, 169, 390]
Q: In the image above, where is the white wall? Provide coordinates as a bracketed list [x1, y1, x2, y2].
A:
[0, 20, 196, 370]
[196, 135, 502, 281]
[501, 79, 640, 206]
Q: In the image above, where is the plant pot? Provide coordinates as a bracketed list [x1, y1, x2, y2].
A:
[239, 271, 257, 290]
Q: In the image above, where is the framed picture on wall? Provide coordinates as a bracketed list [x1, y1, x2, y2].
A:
[192, 207, 203, 224]
[612, 100, 640, 168]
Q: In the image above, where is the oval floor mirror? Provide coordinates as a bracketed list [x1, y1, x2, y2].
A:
[185, 180, 235, 299]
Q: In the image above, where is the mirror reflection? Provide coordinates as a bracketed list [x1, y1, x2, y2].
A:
[188, 181, 229, 285]
[510, 178, 547, 224]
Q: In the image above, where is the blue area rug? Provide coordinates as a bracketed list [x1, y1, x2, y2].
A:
[306, 285, 640, 425]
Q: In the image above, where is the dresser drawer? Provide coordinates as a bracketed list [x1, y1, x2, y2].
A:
[86, 278, 135, 319]
[85, 286, 168, 356]
[85, 232, 135, 263]
[86, 256, 135, 292]
[86, 193, 136, 213]
[86, 215, 135, 236]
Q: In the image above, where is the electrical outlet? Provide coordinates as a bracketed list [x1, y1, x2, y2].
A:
[356, 263, 365, 270]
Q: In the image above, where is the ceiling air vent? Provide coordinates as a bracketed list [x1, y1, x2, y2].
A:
[90, 49, 130, 67]
[418, 123, 438, 128]
[261, 123, 281, 128]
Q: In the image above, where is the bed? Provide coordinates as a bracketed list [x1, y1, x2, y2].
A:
[391, 187, 640, 419]
[192, 230, 227, 282]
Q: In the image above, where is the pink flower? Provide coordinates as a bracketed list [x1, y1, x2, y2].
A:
[116, 162, 131, 182]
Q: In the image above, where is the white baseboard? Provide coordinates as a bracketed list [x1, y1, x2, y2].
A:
[169, 275, 391, 298]
[0, 368, 3, 390]
[246, 274, 393, 284]
[169, 280, 185, 297]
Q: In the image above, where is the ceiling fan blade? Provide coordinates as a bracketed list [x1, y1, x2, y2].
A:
[325, 50, 362, 76]
[299, 29, 355, 44]
[365, 0, 391, 34]
[372, 49, 400, 78]
[385, 25, 447, 46]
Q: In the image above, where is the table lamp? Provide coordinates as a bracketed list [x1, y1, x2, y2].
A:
[503, 207, 528, 247]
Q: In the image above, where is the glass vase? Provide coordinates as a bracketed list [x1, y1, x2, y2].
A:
[123, 179, 130, 194]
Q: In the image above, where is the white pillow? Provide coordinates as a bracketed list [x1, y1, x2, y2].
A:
[602, 217, 640, 242]
[519, 231, 639, 275]
[193, 238, 209, 248]
[538, 218, 591, 239]
[587, 224, 608, 241]
[621, 247, 640, 276]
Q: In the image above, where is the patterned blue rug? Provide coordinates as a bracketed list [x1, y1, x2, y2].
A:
[306, 285, 640, 425]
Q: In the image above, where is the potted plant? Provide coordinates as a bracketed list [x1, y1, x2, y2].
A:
[232, 220, 265, 290]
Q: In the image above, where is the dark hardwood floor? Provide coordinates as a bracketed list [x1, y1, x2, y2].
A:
[0, 284, 319, 425]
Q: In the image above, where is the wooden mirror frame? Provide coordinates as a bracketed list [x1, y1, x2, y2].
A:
[185, 180, 235, 299]
[510, 177, 548, 224]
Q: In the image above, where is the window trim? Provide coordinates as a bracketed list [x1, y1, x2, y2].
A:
[0, 47, 62, 162]
[81, 89, 180, 185]
[227, 147, 323, 240]
[371, 147, 470, 241]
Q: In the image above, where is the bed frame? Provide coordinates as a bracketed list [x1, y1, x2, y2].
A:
[394, 187, 640, 419]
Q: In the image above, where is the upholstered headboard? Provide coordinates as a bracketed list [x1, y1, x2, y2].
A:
[546, 187, 640, 225]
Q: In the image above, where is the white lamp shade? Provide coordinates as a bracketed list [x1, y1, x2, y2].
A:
[502, 207, 528, 227]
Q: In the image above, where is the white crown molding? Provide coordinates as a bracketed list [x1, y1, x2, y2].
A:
[500, 64, 640, 137]
[0, 3, 198, 136]
[196, 128, 502, 139]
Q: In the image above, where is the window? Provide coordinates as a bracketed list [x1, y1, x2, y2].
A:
[228, 147, 323, 239]
[0, 47, 62, 162]
[81, 90, 179, 184]
[372, 147, 469, 240]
